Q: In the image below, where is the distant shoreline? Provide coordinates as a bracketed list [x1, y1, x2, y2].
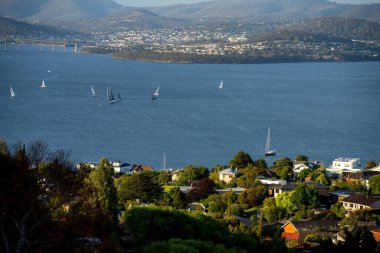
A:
[81, 47, 380, 64]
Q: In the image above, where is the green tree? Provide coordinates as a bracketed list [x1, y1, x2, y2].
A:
[172, 187, 188, 209]
[295, 154, 309, 161]
[297, 168, 312, 182]
[370, 175, 380, 194]
[276, 192, 296, 214]
[209, 166, 222, 185]
[158, 170, 170, 185]
[229, 151, 254, 169]
[115, 171, 163, 204]
[83, 158, 118, 224]
[176, 165, 209, 186]
[264, 206, 287, 222]
[279, 166, 293, 181]
[291, 184, 319, 210]
[238, 185, 268, 207]
[254, 159, 267, 169]
[273, 157, 293, 171]
[315, 172, 331, 186]
[330, 201, 346, 218]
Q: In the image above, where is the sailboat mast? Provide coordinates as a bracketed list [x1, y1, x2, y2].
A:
[265, 128, 271, 153]
[163, 153, 166, 170]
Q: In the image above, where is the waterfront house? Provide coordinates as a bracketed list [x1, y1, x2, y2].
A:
[112, 161, 131, 173]
[326, 158, 362, 179]
[130, 164, 154, 174]
[219, 168, 237, 183]
[340, 193, 380, 211]
[293, 163, 312, 179]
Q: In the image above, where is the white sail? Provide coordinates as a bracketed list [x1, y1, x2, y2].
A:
[41, 80, 46, 88]
[265, 128, 276, 156]
[219, 80, 223, 89]
[153, 87, 160, 96]
[91, 85, 96, 96]
[10, 86, 15, 98]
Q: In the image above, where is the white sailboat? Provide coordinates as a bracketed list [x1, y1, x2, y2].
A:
[91, 85, 96, 96]
[219, 80, 223, 89]
[153, 87, 160, 97]
[10, 86, 15, 98]
[41, 80, 46, 88]
[117, 91, 122, 101]
[151, 87, 160, 100]
[265, 128, 276, 156]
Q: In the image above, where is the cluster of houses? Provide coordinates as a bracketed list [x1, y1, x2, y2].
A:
[76, 161, 154, 175]
[77, 157, 380, 248]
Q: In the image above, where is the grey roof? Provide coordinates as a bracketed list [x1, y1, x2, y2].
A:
[288, 220, 340, 233]
[341, 194, 380, 206]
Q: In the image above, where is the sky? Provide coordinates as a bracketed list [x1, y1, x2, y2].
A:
[114, 0, 380, 7]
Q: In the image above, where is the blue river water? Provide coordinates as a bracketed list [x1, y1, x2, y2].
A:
[0, 45, 379, 169]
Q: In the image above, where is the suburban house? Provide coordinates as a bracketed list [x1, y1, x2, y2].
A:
[343, 171, 380, 189]
[326, 158, 362, 179]
[282, 220, 340, 242]
[171, 169, 183, 182]
[293, 163, 312, 179]
[219, 168, 237, 183]
[272, 183, 296, 198]
[340, 194, 380, 211]
[112, 161, 131, 173]
[130, 164, 154, 174]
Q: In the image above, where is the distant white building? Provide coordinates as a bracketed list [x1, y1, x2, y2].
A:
[259, 178, 287, 186]
[112, 161, 131, 173]
[326, 158, 362, 179]
[219, 168, 237, 183]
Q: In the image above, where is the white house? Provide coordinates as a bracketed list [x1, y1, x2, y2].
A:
[326, 158, 362, 179]
[112, 161, 131, 173]
[293, 163, 312, 179]
[219, 168, 237, 183]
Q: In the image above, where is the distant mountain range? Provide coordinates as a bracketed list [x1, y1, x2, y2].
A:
[148, 0, 380, 23]
[0, 0, 120, 21]
[249, 18, 380, 42]
[0, 16, 80, 37]
[0, 0, 379, 23]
